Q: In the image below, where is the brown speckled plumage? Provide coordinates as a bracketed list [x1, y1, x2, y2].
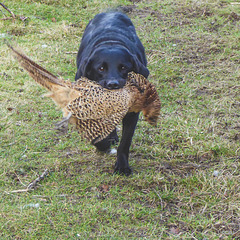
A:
[8, 44, 161, 143]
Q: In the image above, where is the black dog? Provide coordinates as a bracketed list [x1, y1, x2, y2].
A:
[75, 11, 149, 175]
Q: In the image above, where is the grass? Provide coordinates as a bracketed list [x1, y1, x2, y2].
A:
[0, 0, 239, 239]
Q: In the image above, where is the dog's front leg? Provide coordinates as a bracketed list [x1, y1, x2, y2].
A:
[115, 112, 139, 176]
[93, 128, 119, 153]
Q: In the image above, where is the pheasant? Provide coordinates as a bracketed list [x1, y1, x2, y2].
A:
[8, 44, 161, 144]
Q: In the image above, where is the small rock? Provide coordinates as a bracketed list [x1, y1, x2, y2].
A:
[213, 170, 219, 177]
[23, 203, 40, 209]
[170, 227, 180, 235]
[16, 121, 21, 126]
[0, 33, 7, 38]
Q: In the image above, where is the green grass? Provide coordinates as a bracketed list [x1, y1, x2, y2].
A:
[0, 0, 239, 239]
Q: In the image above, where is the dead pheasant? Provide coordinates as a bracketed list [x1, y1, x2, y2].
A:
[8, 44, 161, 143]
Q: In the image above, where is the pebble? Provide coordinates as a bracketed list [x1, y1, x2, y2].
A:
[0, 33, 7, 38]
[23, 203, 40, 209]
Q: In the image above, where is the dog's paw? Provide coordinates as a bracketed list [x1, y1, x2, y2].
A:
[114, 166, 132, 176]
[107, 148, 117, 155]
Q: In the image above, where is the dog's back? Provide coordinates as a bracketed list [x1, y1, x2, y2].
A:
[76, 12, 147, 74]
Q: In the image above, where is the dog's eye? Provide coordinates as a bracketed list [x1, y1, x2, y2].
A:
[120, 65, 126, 71]
[99, 66, 105, 72]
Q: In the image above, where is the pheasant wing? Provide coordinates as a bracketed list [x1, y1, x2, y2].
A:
[76, 110, 128, 144]
[67, 85, 132, 120]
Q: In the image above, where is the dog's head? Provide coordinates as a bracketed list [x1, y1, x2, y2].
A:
[79, 46, 149, 89]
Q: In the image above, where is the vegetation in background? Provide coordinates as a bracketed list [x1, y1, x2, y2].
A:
[0, 0, 239, 239]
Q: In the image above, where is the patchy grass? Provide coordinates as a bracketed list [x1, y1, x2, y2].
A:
[0, 0, 239, 239]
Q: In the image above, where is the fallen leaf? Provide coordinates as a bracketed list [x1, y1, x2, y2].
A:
[170, 227, 180, 235]
[100, 184, 109, 192]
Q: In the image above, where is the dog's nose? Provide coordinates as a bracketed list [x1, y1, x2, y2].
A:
[106, 80, 120, 89]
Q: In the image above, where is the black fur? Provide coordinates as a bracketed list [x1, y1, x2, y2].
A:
[75, 12, 149, 175]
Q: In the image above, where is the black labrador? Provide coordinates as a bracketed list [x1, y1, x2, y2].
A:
[75, 11, 149, 175]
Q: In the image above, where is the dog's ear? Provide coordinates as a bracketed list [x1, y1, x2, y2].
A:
[131, 54, 149, 78]
[83, 58, 93, 77]
[75, 58, 93, 80]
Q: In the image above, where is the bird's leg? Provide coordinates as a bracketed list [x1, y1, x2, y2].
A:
[54, 112, 72, 134]
[115, 112, 139, 176]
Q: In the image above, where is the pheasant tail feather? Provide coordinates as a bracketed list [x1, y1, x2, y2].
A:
[7, 43, 64, 90]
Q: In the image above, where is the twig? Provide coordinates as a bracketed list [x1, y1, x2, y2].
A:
[7, 169, 49, 194]
[0, 3, 16, 19]
[65, 51, 78, 54]
[8, 189, 29, 193]
[0, 17, 13, 20]
[14, 172, 27, 187]
[27, 169, 49, 190]
[153, 189, 164, 210]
